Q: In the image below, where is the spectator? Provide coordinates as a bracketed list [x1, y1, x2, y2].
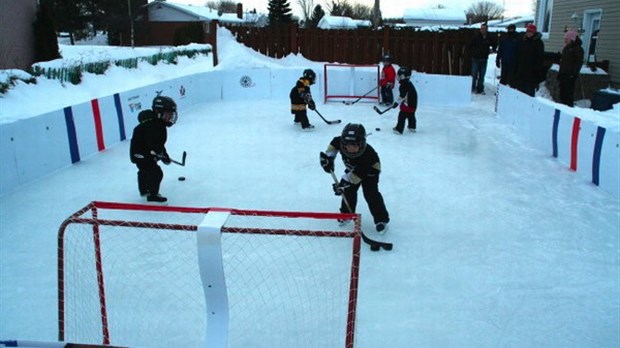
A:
[495, 24, 519, 86]
[469, 23, 497, 95]
[557, 30, 584, 107]
[514, 24, 545, 97]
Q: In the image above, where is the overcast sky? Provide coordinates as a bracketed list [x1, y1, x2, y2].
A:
[158, 0, 535, 19]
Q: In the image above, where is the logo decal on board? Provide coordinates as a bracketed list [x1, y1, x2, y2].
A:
[240, 76, 255, 88]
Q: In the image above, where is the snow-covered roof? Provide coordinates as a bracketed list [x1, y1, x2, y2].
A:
[147, 1, 260, 25]
[317, 15, 358, 30]
[403, 7, 466, 22]
[467, 15, 535, 29]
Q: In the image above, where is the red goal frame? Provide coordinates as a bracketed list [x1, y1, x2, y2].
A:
[57, 201, 362, 348]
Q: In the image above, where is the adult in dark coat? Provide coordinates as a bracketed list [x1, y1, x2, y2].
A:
[130, 96, 178, 203]
[558, 30, 585, 107]
[469, 23, 497, 94]
[514, 24, 545, 97]
[495, 24, 519, 86]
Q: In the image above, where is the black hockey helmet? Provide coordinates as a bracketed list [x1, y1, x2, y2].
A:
[397, 66, 411, 81]
[340, 123, 367, 158]
[382, 53, 393, 64]
[303, 69, 316, 85]
[152, 95, 178, 126]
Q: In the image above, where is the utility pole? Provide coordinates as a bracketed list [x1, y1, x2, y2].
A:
[373, 0, 380, 29]
[128, 0, 135, 47]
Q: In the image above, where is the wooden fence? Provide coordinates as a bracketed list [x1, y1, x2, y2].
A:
[223, 24, 484, 76]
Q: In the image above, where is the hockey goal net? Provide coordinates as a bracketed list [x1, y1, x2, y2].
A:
[323, 63, 380, 103]
[57, 201, 362, 348]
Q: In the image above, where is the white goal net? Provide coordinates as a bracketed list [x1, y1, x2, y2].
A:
[323, 63, 380, 103]
[57, 201, 362, 348]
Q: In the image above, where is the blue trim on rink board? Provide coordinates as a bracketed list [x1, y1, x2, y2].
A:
[552, 109, 560, 158]
[113, 93, 126, 141]
[592, 126, 606, 186]
[63, 107, 80, 163]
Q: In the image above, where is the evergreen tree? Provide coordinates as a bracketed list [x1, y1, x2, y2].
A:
[309, 5, 325, 28]
[33, 2, 61, 62]
[267, 0, 294, 26]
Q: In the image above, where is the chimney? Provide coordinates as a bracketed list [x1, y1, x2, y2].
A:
[236, 3, 243, 19]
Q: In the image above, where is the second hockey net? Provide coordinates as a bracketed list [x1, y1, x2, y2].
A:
[324, 63, 380, 103]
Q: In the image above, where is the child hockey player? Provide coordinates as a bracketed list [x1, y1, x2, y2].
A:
[392, 66, 418, 134]
[130, 95, 178, 203]
[379, 54, 396, 105]
[290, 69, 317, 131]
[320, 123, 390, 233]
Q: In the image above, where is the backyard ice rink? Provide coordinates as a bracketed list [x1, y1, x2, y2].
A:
[1, 29, 619, 347]
[1, 92, 619, 347]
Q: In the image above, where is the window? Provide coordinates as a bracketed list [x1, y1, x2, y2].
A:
[537, 0, 554, 34]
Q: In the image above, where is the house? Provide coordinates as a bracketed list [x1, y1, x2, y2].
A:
[317, 16, 358, 30]
[535, 0, 619, 87]
[402, 7, 467, 27]
[468, 16, 535, 30]
[132, 1, 267, 46]
[143, 1, 267, 27]
[0, 0, 37, 70]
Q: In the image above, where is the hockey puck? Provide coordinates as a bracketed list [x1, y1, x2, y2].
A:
[375, 127, 381, 131]
[178, 176, 186, 181]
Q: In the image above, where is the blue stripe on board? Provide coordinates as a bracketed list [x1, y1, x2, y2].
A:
[592, 126, 606, 186]
[552, 109, 560, 158]
[63, 107, 80, 163]
[114, 93, 126, 141]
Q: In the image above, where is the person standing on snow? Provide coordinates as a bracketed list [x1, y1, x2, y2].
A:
[469, 23, 497, 95]
[320, 123, 390, 233]
[130, 95, 178, 203]
[392, 66, 418, 134]
[495, 24, 519, 86]
[514, 24, 545, 97]
[290, 69, 317, 131]
[557, 30, 584, 107]
[379, 54, 396, 105]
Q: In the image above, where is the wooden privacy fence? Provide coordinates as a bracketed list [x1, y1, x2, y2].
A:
[223, 24, 482, 76]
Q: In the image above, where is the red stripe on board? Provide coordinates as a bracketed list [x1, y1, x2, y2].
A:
[91, 99, 105, 151]
[570, 117, 581, 171]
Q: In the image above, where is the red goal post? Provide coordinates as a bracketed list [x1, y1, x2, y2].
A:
[323, 63, 380, 103]
[57, 201, 362, 348]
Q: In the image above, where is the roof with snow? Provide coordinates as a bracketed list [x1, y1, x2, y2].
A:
[146, 1, 263, 25]
[402, 7, 466, 27]
[317, 16, 358, 30]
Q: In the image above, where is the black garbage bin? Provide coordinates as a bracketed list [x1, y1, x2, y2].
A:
[591, 89, 620, 111]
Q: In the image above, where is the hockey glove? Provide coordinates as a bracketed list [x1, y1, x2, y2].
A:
[308, 100, 316, 111]
[161, 153, 171, 165]
[319, 152, 334, 173]
[333, 179, 351, 196]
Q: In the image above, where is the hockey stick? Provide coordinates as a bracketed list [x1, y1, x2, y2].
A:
[373, 104, 397, 115]
[343, 86, 379, 105]
[151, 151, 187, 166]
[329, 170, 393, 251]
[313, 108, 342, 125]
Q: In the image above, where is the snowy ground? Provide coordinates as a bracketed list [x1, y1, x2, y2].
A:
[1, 30, 619, 347]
